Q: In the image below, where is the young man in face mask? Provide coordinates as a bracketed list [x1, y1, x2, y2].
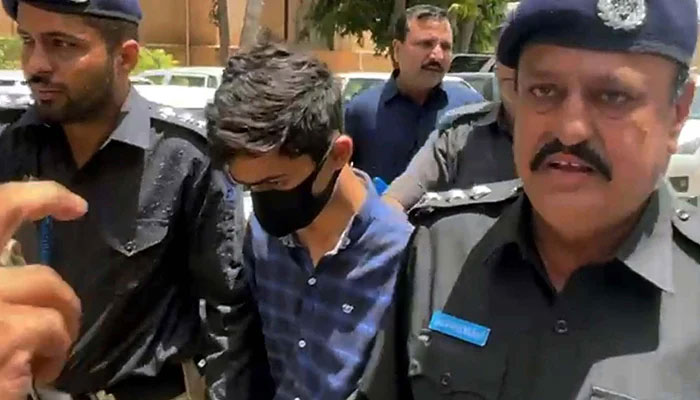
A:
[206, 42, 414, 400]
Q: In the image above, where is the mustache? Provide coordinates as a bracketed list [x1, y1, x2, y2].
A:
[530, 139, 613, 181]
[26, 75, 64, 89]
[421, 61, 444, 72]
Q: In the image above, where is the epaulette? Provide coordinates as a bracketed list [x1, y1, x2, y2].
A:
[150, 104, 207, 138]
[437, 101, 496, 131]
[409, 179, 522, 220]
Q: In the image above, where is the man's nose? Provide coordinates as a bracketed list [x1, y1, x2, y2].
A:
[23, 43, 53, 77]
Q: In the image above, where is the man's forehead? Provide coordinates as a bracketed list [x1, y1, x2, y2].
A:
[407, 17, 451, 37]
[519, 44, 674, 79]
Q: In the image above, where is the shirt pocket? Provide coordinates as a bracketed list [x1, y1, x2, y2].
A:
[102, 218, 170, 295]
[408, 328, 506, 399]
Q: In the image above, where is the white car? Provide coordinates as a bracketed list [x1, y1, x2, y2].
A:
[0, 70, 32, 107]
[667, 86, 700, 203]
[135, 67, 223, 89]
[133, 84, 215, 110]
[338, 72, 477, 102]
[132, 67, 224, 110]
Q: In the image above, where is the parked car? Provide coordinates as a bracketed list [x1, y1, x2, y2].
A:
[0, 70, 32, 107]
[135, 67, 224, 89]
[449, 53, 497, 73]
[133, 84, 215, 110]
[337, 72, 478, 103]
[667, 81, 700, 203]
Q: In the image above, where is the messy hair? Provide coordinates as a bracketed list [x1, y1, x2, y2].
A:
[206, 41, 342, 164]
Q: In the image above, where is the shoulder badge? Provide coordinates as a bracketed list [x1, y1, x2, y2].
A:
[597, 0, 647, 31]
[409, 179, 522, 218]
[151, 105, 207, 137]
[437, 101, 495, 131]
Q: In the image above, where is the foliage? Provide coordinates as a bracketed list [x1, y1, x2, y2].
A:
[0, 36, 22, 69]
[133, 48, 179, 74]
[306, 0, 508, 54]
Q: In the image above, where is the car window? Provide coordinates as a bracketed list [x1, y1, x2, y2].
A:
[170, 75, 207, 87]
[143, 75, 166, 85]
[343, 78, 384, 102]
[207, 76, 219, 88]
[450, 55, 492, 73]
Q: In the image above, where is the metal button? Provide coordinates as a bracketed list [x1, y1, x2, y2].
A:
[197, 359, 207, 369]
[440, 372, 451, 387]
[676, 209, 691, 222]
[554, 319, 569, 334]
[307, 277, 317, 286]
[298, 339, 307, 349]
[124, 241, 136, 253]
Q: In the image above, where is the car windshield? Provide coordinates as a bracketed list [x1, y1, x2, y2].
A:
[343, 78, 384, 102]
[449, 55, 491, 73]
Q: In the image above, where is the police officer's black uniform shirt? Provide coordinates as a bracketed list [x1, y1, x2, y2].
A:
[385, 102, 516, 209]
[0, 89, 256, 397]
[358, 181, 700, 400]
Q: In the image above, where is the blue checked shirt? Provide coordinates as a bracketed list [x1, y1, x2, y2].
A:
[243, 172, 413, 400]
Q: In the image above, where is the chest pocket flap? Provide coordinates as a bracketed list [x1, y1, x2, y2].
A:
[104, 218, 170, 257]
[408, 328, 506, 399]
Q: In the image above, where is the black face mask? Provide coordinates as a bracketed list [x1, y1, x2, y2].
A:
[251, 155, 342, 237]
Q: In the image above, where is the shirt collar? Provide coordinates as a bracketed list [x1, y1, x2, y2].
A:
[380, 69, 446, 107]
[614, 182, 675, 293]
[15, 87, 152, 150]
[100, 87, 152, 150]
[279, 169, 378, 253]
[483, 184, 675, 293]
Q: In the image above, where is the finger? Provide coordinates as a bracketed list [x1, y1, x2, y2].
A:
[0, 303, 73, 385]
[0, 181, 87, 249]
[0, 267, 81, 342]
[0, 350, 33, 400]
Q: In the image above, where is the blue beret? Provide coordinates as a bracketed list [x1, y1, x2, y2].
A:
[498, 0, 698, 68]
[3, 0, 142, 23]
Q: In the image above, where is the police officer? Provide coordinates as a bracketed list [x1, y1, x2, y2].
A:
[357, 0, 700, 399]
[0, 1, 257, 399]
[383, 12, 518, 211]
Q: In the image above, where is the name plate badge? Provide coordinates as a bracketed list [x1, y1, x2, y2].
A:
[429, 311, 491, 347]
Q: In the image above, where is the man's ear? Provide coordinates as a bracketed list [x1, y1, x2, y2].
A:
[115, 39, 140, 75]
[331, 134, 353, 167]
[668, 80, 695, 154]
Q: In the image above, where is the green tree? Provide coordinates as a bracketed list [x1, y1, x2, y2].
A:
[0, 37, 22, 69]
[306, 0, 507, 54]
[133, 48, 179, 74]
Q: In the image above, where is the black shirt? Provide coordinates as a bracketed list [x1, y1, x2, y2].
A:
[358, 180, 700, 400]
[0, 90, 255, 398]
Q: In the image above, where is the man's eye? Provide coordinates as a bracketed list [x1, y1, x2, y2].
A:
[52, 39, 74, 48]
[530, 85, 558, 98]
[600, 91, 630, 105]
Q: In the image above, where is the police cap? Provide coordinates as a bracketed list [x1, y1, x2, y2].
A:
[498, 0, 698, 68]
[3, 0, 142, 24]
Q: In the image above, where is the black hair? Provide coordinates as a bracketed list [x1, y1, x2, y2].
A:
[393, 4, 449, 42]
[206, 41, 342, 165]
[81, 15, 139, 50]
